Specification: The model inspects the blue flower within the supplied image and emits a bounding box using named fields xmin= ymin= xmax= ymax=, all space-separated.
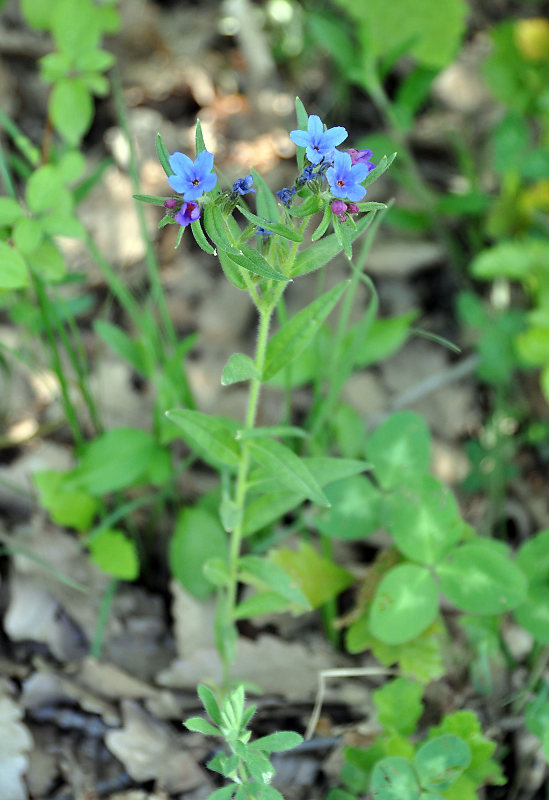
xmin=167 ymin=150 xmax=217 ymax=201
xmin=276 ymin=186 xmax=296 ymax=207
xmin=175 ymin=200 xmax=201 ymax=227
xmin=326 ymin=150 xmax=368 ymax=202
xmin=296 ymin=164 xmax=314 ymax=186
xmin=232 ymin=175 xmax=256 ymax=196
xmin=256 ymin=225 xmax=274 ymax=237
xmin=289 ymin=115 xmax=347 ymax=165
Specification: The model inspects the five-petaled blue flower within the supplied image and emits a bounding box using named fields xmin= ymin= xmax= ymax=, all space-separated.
xmin=289 ymin=115 xmax=347 ymax=166
xmin=277 ymin=186 xmax=296 ymax=207
xmin=168 ymin=150 xmax=217 ymax=201
xmin=175 ymin=200 xmax=201 ymax=227
xmin=232 ymin=175 xmax=256 ymax=196
xmin=326 ymin=150 xmax=368 ymax=202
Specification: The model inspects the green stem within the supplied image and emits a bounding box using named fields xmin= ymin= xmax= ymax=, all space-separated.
xmin=90 ymin=578 xmax=118 ymax=658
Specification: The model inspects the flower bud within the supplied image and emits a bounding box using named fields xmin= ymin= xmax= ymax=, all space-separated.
xmin=164 ymin=198 xmax=178 ymax=209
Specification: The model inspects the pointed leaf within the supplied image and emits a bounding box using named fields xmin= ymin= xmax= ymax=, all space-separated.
xmin=156 ymin=133 xmax=174 ymax=177
xmin=249 ymin=438 xmax=330 ymax=507
xmin=291 ymin=213 xmax=376 ymax=277
xmin=133 ymin=193 xmax=169 ymax=206
xmin=251 ymin=168 xmax=281 ymax=222
xmin=236 ymin=204 xmax=303 ymax=242
xmin=191 ymin=218 xmax=216 ymax=254
xmin=197 ymin=684 xmax=223 ymax=726
xmin=166 ymin=409 xmax=240 ymax=466
xmin=263 ymin=281 xmax=348 ymax=380
xmin=184 ymin=717 xmax=221 ymax=736
xmin=250 ymin=731 xmax=303 ymax=752
xmin=221 ymin=353 xmax=260 ymax=385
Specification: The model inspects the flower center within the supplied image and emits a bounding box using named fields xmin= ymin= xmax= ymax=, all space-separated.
xmin=192 ymin=178 xmax=200 ymax=186
xmin=337 ymin=179 xmax=345 ymax=187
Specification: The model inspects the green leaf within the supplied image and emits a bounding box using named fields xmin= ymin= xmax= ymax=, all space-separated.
xmin=184 ymin=716 xmax=220 ymax=736
xmin=437 ymin=540 xmax=527 ymax=614
xmin=366 ymin=411 xmax=431 ymax=490
xmin=251 ymin=168 xmax=280 ymax=223
xmin=263 ymin=281 xmax=348 ymax=381
xmin=0 ymin=197 xmax=24 ymax=226
xmin=221 ymin=353 xmax=260 ymax=385
xmin=94 ymin=320 xmax=146 ymax=375
xmin=197 ymin=684 xmax=222 ymax=725
xmin=294 ymin=96 xmax=308 ymax=171
xmin=369 ymin=564 xmax=439 ymax=644
xmin=249 ymin=438 xmax=330 ymax=507
xmin=191 ymin=218 xmax=216 ymax=254
xmin=195 ymin=118 xmax=207 ymax=155
xmin=242 ymin=491 xmax=305 ymax=536
xmin=385 ymin=476 xmax=463 ymax=564
xmin=353 ymin=310 xmax=418 ymax=367
xmin=513 ymin=586 xmax=549 ymax=644
xmin=315 ymin=476 xmax=382 ymax=540
xmin=525 ymin=685 xmax=549 ymax=762
xmin=238 ymin=554 xmax=311 ymax=610
xmin=20 ymin=0 xmax=52 ymax=29
xmin=217 ymin=247 xmax=248 ymax=290
xmin=369 ymin=757 xmax=421 ymax=800
xmin=229 ymin=242 xmax=289 ymax=282
xmin=428 ymin=711 xmax=505 ymax=788
xmin=170 ymin=507 xmax=228 ymax=600
xmin=50 ymin=79 xmax=94 ymax=145
xmin=311 ymin=204 xmax=332 ymax=242
xmin=0 ymin=242 xmax=29 ymax=289
xmin=362 ymin=153 xmax=398 ymax=188
xmin=270 ymin=541 xmax=353 ymax=609
xmin=75 ymin=48 xmax=115 ymax=73
xmin=34 ymin=470 xmax=98 ymax=531
xmin=414 ymin=735 xmax=471 ymax=793
xmin=471 ymin=238 xmax=549 ymax=282
xmin=237 ymin=425 xmax=307 ymax=441
xmin=346 ymin=0 xmax=467 ymax=68
xmin=41 ymin=213 xmax=85 ymax=239
xmin=373 ymin=677 xmax=423 ymax=737
xmin=250 ymin=731 xmax=303 ymax=752
xmin=237 ymin=204 xmax=303 ymax=242
xmin=89 ymin=528 xmax=139 ymax=580
xmin=13 ymin=217 xmax=43 ymax=255
xmin=516 ymin=528 xmax=549 ymax=584
xmin=27 ymin=240 xmax=67 ymax=281
xmin=156 ymin=133 xmax=174 ymax=177
xmin=166 ymin=409 xmax=240 ymax=467
xmin=51 ymin=0 xmax=101 ymax=58
xmin=133 ymin=193 xmax=169 ymax=207
xmin=70 ymin=428 xmax=157 ymax=495
xmin=26 ymin=165 xmax=64 ymax=213
xmin=206 ymin=786 xmax=235 ymax=800
xmin=234 ymin=591 xmax=295 ymax=619
xmin=291 ymin=213 xmax=376 ymax=277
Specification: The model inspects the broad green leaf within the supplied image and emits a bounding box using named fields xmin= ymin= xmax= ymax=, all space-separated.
xmin=242 ymin=491 xmax=304 ymax=536
xmin=236 ymin=204 xmax=303 ymax=242
xmin=40 ymin=213 xmax=86 ymax=239
xmin=203 ymin=557 xmax=231 ymax=587
xmin=369 ymin=564 xmax=439 ymax=644
xmin=270 ymin=541 xmax=353 ymax=608
xmin=13 ymin=216 xmax=43 ymax=255
xmin=263 ymin=282 xmax=348 ymax=381
xmin=50 ymin=79 xmax=93 ymax=145
xmin=205 ymin=787 xmax=235 ymax=800
xmin=342 ymin=0 xmax=467 ymax=68
xmin=516 ymin=529 xmax=549 ymax=585
xmin=89 ymin=528 xmax=139 ymax=580
xmin=229 ymin=241 xmax=289 ymax=282
xmin=437 ymin=540 xmax=527 ymax=614
xmin=197 ymin=683 xmax=222 ymax=725
xmin=302 ymin=457 xmax=372 ymax=486
xmin=27 ymin=240 xmax=67 ymax=281
xmin=74 ymin=48 xmax=115 ymax=73
xmin=250 ymin=731 xmax=303 ymax=752
xmin=249 ymin=438 xmax=330 ymax=507
xmin=385 ymin=476 xmax=463 ymax=564
xmin=315 ymin=476 xmax=382 ymax=540
xmin=170 ymin=507 xmax=228 ymax=600
xmin=369 ymin=757 xmax=421 ymax=800
xmin=20 ymin=0 xmax=52 ymax=28
xmin=217 ymin=247 xmax=248 ymax=290
xmin=428 ymin=711 xmax=506 ymax=788
xmin=156 ymin=133 xmax=174 ymax=177
xmin=472 ymin=239 xmax=549 ymax=283
xmin=234 ymin=592 xmax=295 ymax=619
xmin=70 ymin=428 xmax=156 ymax=495
xmin=0 ymin=242 xmax=29 ymax=289
xmin=366 ymin=411 xmax=431 ymax=490
xmin=514 ymin=586 xmax=549 ymax=643
xmin=238 ymin=553 xmax=311 ymax=609
xmin=94 ymin=320 xmax=146 ymax=375
xmin=251 ymin=168 xmax=281 ymax=223
xmin=414 ymin=735 xmax=471 ymax=793
xmin=221 ymin=353 xmax=260 ymax=385
xmin=515 ymin=325 xmax=549 ymax=366
xmin=184 ymin=717 xmax=220 ymax=736
xmin=0 ymin=197 xmax=24 ymax=226
xmin=34 ymin=470 xmax=98 ymax=531
xmin=166 ymin=409 xmax=240 ymax=467
xmin=291 ymin=213 xmax=376 ymax=277
xmin=26 ymin=165 xmax=65 ymax=214
xmin=373 ymin=677 xmax=423 ymax=737
xmin=353 ymin=310 xmax=418 ymax=367
xmin=51 ymin=0 xmax=101 ymax=58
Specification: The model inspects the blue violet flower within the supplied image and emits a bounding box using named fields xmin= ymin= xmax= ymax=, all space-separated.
xmin=326 ymin=150 xmax=368 ymax=202
xmin=232 ymin=175 xmax=256 ymax=196
xmin=347 ymin=148 xmax=375 ymax=172
xmin=289 ymin=115 xmax=347 ymax=166
xmin=296 ymin=164 xmax=314 ymax=186
xmin=168 ymin=150 xmax=217 ymax=201
xmin=175 ymin=201 xmax=201 ymax=227
xmin=276 ymin=187 xmax=296 ymax=207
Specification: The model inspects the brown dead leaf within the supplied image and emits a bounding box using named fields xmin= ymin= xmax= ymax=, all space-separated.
xmin=0 ymin=687 xmax=33 ymax=800
xmin=105 ymin=700 xmax=206 ymax=793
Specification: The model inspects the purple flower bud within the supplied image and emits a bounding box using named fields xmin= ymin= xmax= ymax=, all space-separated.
xmin=164 ymin=198 xmax=178 ymax=209
xmin=347 ymin=202 xmax=359 ymax=214
xmin=331 ymin=200 xmax=347 ymax=217
xmin=347 ymin=148 xmax=375 ymax=172
xmin=232 ymin=175 xmax=256 ymax=196
xmin=276 ymin=186 xmax=296 ymax=207
xmin=175 ymin=200 xmax=201 ymax=227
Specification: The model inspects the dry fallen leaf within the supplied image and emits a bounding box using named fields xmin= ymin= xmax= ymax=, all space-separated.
xmin=0 ymin=687 xmax=33 ymax=800
xmin=105 ymin=700 xmax=206 ymax=793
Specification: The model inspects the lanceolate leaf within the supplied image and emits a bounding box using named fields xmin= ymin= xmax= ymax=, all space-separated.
xmin=166 ymin=409 xmax=240 ymax=466
xmin=236 ymin=203 xmax=303 ymax=242
xmin=156 ymin=133 xmax=174 ymax=176
xmin=132 ymin=193 xmax=169 ymax=206
xmin=191 ymin=218 xmax=216 ymax=254
xmin=249 ymin=438 xmax=330 ymax=507
xmin=263 ymin=281 xmax=348 ymax=380
xmin=291 ymin=212 xmax=377 ymax=276
xmin=251 ymin=168 xmax=281 ymax=223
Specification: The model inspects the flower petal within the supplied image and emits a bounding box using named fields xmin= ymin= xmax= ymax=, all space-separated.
xmin=289 ymin=130 xmax=310 ymax=147
xmin=194 ymin=149 xmax=214 ymax=176
xmin=323 ymin=126 xmax=348 ymax=148
xmin=167 ymin=174 xmax=188 ymax=193
xmin=202 ymin=173 xmax=218 ymax=193
xmin=169 ymin=151 xmax=193 ymax=175
xmin=350 ymin=163 xmax=369 ymax=183
xmin=307 ymin=115 xmax=324 ymax=137
xmin=345 ymin=183 xmax=367 ymax=202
